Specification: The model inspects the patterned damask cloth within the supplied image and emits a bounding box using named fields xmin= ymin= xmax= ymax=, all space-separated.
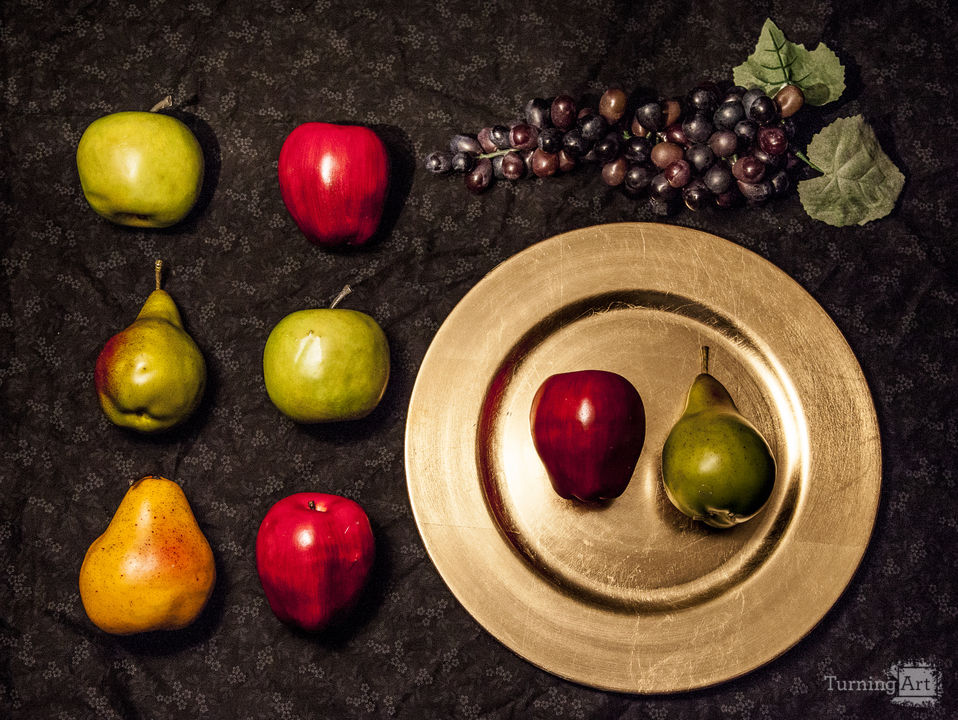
xmin=1 ymin=0 xmax=956 ymax=717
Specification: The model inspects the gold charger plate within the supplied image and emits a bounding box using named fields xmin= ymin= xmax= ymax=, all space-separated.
xmin=405 ymin=222 xmax=880 ymax=693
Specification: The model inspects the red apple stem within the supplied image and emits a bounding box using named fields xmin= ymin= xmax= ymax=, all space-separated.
xmin=308 ymin=500 xmax=316 ymax=510
xmin=149 ymin=95 xmax=173 ymax=112
xmin=701 ymin=345 xmax=710 ymax=374
xmin=329 ymin=285 xmax=352 ymax=309
xmin=154 ymin=259 xmax=163 ymax=291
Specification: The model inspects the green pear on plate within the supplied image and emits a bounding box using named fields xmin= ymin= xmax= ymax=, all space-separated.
xmin=76 ymin=96 xmax=204 ymax=228
xmin=94 ymin=260 xmax=206 ymax=433
xmin=661 ymin=347 xmax=776 ymax=528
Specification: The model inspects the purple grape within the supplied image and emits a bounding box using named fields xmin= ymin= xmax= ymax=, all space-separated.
xmin=425 ymin=151 xmax=453 ymax=174
xmin=593 ymin=132 xmax=621 ymax=163
xmin=713 ymin=100 xmax=745 ymax=130
xmin=732 ymin=155 xmax=766 ymax=183
xmin=491 ymin=154 xmax=506 ymax=179
xmin=525 ymin=98 xmax=552 ymax=129
xmin=510 ymin=123 xmax=538 ymax=150
xmin=737 ymin=179 xmax=772 ymax=203
xmin=650 ymin=172 xmax=679 ymax=200
xmin=758 ymin=126 xmax=788 ymax=155
xmin=538 ymin=127 xmax=563 ymax=154
xmin=664 ymin=159 xmax=692 ymax=188
xmin=477 ymin=127 xmax=496 ymax=153
xmin=703 ymin=163 xmax=733 ymax=194
xmin=734 ymin=119 xmax=758 ymax=147
xmin=531 ymin=148 xmax=559 ymax=177
xmin=501 ymin=151 xmax=525 ymax=180
xmin=624 ymin=164 xmax=655 ymax=193
xmin=449 ymin=134 xmax=482 ymax=154
xmin=682 ymin=113 xmax=712 ymax=144
xmin=768 ymin=169 xmax=790 ymax=196
xmin=752 ymin=147 xmax=783 ymax=170
xmin=624 ymin=135 xmax=652 ymax=164
xmin=665 ymin=122 xmax=688 ymax=146
xmin=490 ymin=125 xmax=512 ymax=149
xmin=634 ymin=102 xmax=666 ymax=132
xmin=465 ymin=158 xmax=493 ymax=192
xmin=748 ymin=96 xmax=780 ymax=125
xmin=450 ymin=152 xmax=474 ymax=173
xmin=651 ymin=141 xmax=684 ymax=169
xmin=741 ymin=88 xmax=765 ymax=115
xmin=688 ymin=85 xmax=719 ymax=114
xmin=686 ymin=143 xmax=714 ymax=174
xmin=562 ymin=129 xmax=591 ymax=157
xmin=579 ymin=113 xmax=609 ymax=142
xmin=708 ymin=130 xmax=738 ymax=158
xmin=723 ymin=86 xmax=747 ymax=103
xmin=601 ymin=157 xmax=628 ymax=186
xmin=682 ymin=178 xmax=712 ymax=211
xmin=551 ymin=95 xmax=576 ymax=130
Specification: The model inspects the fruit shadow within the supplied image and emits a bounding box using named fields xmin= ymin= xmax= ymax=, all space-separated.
xmin=281 ymin=515 xmax=393 ymax=648
xmin=108 ymin=551 xmax=229 ymax=657
xmin=159 ymin=104 xmax=222 ymax=234
xmin=308 ymin=121 xmax=414 ymax=254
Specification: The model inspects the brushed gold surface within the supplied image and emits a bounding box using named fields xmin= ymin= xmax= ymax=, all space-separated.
xmin=405 ymin=223 xmax=881 ymax=693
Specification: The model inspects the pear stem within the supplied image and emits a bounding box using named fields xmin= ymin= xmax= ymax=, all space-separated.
xmin=154 ymin=259 xmax=163 ymax=291
xmin=149 ymin=95 xmax=173 ymax=112
xmin=330 ymin=285 xmax=352 ymax=309
xmin=701 ymin=345 xmax=710 ymax=374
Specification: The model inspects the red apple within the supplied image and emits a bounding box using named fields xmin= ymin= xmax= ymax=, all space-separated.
xmin=530 ymin=370 xmax=645 ymax=502
xmin=278 ymin=122 xmax=389 ymax=247
xmin=256 ymin=492 xmax=375 ymax=632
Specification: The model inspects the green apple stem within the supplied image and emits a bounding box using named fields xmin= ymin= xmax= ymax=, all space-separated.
xmin=330 ymin=285 xmax=352 ymax=309
xmin=149 ymin=95 xmax=173 ymax=112
xmin=701 ymin=345 xmax=710 ymax=374
xmin=154 ymin=259 xmax=163 ymax=291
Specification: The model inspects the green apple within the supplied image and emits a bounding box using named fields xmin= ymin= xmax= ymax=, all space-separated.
xmin=76 ymin=100 xmax=204 ymax=228
xmin=263 ymin=291 xmax=389 ymax=423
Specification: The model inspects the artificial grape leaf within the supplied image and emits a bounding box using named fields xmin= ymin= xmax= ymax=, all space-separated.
xmin=733 ymin=18 xmax=845 ymax=106
xmin=797 ymin=115 xmax=905 ymax=226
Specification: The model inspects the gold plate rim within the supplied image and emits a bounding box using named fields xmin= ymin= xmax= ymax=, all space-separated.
xmin=405 ymin=222 xmax=881 ymax=693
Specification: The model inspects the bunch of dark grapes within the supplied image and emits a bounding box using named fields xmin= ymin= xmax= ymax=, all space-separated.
xmin=424 ymin=82 xmax=806 ymax=216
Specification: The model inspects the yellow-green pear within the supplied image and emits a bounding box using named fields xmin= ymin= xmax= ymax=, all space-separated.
xmin=94 ymin=260 xmax=206 ymax=433
xmin=79 ymin=476 xmax=216 ymax=635
xmin=661 ymin=347 xmax=776 ymax=528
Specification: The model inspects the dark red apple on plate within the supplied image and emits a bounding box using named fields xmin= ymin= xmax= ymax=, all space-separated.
xmin=530 ymin=370 xmax=645 ymax=502
xmin=278 ymin=122 xmax=389 ymax=247
xmin=256 ymin=492 xmax=375 ymax=632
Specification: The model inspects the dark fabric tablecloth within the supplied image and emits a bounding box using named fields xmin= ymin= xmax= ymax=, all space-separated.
xmin=2 ymin=0 xmax=956 ymax=717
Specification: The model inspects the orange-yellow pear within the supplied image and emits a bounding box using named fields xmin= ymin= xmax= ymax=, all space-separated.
xmin=79 ymin=476 xmax=216 ymax=635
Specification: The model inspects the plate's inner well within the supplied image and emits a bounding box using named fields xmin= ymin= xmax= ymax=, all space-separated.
xmin=476 ymin=291 xmax=806 ymax=612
